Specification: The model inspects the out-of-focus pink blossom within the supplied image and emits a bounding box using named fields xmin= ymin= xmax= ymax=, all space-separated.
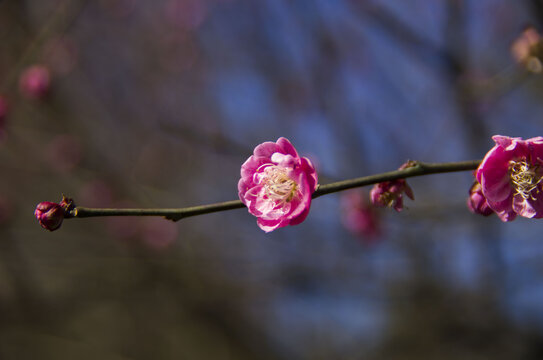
xmin=467 ymin=180 xmax=494 ymax=216
xmin=341 ymin=191 xmax=381 ymax=242
xmin=370 ymin=162 xmax=415 ymax=212
xmin=78 ymin=180 xmax=114 ymax=208
xmin=141 ymin=217 xmax=179 ymax=250
xmin=106 ymin=201 xmax=140 ymax=241
xmin=476 ymin=135 xmax=543 ymax=221
xmin=19 ymin=65 xmax=51 ymax=100
xmin=46 ymin=135 xmax=82 ymax=173
xmin=511 ymin=26 xmax=543 ymax=73
xmin=0 ymin=95 xmax=8 ymax=139
xmin=238 ymin=137 xmax=318 ymax=232
xmin=0 ymin=95 xmax=7 ymax=122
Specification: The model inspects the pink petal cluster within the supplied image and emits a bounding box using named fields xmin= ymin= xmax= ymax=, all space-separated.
xmin=19 ymin=65 xmax=51 ymax=100
xmin=476 ymin=135 xmax=543 ymax=221
xmin=34 ymin=196 xmax=75 ymax=231
xmin=467 ymin=180 xmax=494 ymax=216
xmin=238 ymin=137 xmax=318 ymax=232
xmin=341 ymin=191 xmax=381 ymax=241
xmin=370 ymin=162 xmax=415 ymax=212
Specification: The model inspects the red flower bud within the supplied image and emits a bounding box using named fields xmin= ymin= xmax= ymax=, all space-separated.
xmin=34 ymin=202 xmax=65 ymax=231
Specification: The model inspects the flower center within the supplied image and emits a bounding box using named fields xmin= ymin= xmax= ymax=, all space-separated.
xmin=378 ymin=192 xmax=399 ymax=207
xmin=509 ymin=160 xmax=543 ymax=200
xmin=258 ymin=165 xmax=298 ymax=203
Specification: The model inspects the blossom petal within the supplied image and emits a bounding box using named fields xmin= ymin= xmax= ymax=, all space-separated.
xmin=480 ymin=173 xmax=511 ymax=203
xmin=492 ymin=135 xmax=522 ymax=150
xmin=289 ymin=206 xmax=310 ymax=225
xmin=253 ymin=141 xmax=281 ymax=158
xmin=495 ymin=208 xmax=517 ymax=222
xmin=257 ymin=218 xmax=283 ymax=232
xmin=244 ymin=185 xmax=265 ymax=215
xmin=238 ymin=178 xmax=250 ymax=199
xmin=241 ymin=155 xmax=274 ymax=182
xmin=300 ymin=157 xmax=318 ymax=192
xmin=271 ymin=153 xmax=296 ymax=167
xmin=512 ymin=196 xmax=538 ymax=218
xmin=276 ymin=137 xmax=298 ymax=157
xmin=477 ymin=146 xmax=510 ymax=183
xmin=513 ymin=194 xmax=543 ymax=218
xmin=528 ymin=137 xmax=543 ymax=161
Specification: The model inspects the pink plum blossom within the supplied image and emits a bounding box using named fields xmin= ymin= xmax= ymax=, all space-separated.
xmin=476 ymin=135 xmax=543 ymax=221
xmin=238 ymin=137 xmax=318 ymax=232
xmin=467 ymin=180 xmax=494 ymax=216
xmin=370 ymin=162 xmax=415 ymax=212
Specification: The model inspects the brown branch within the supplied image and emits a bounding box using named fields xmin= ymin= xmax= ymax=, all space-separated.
xmin=66 ymin=160 xmax=481 ymax=222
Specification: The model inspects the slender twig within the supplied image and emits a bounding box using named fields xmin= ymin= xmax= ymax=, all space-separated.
xmin=66 ymin=159 xmax=481 ymax=222
xmin=72 ymin=200 xmax=245 ymax=222
xmin=313 ymin=159 xmax=480 ymax=197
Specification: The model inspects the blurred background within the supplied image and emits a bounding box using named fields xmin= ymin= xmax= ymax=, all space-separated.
xmin=2 ymin=0 xmax=543 ymax=358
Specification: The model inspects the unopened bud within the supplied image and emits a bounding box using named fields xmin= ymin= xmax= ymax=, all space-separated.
xmin=34 ymin=202 xmax=65 ymax=231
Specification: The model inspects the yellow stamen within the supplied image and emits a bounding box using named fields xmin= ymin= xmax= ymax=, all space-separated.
xmin=258 ymin=165 xmax=298 ymax=203
xmin=378 ymin=192 xmax=398 ymax=208
xmin=509 ymin=160 xmax=543 ymax=200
